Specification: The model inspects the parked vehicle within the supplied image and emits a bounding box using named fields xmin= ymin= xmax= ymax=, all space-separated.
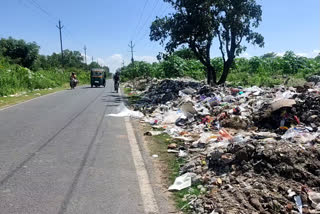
xmin=90 ymin=68 xmax=106 ymax=88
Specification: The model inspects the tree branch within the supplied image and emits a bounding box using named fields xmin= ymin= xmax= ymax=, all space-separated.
xmin=217 ymin=31 xmax=226 ymax=63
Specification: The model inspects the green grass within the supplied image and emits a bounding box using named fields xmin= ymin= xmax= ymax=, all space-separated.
xmin=0 ymin=59 xmax=90 ymax=96
xmin=0 ymin=84 xmax=69 ymax=109
xmin=123 ymin=87 xmax=142 ymax=105
xmin=147 ymin=133 xmax=202 ymax=213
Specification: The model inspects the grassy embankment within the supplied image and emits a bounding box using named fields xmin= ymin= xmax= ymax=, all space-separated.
xmin=0 ymin=59 xmax=90 ymax=108
xmin=124 ymin=87 xmax=202 ymax=213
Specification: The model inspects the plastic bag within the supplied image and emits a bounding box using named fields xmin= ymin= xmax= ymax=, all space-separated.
xmin=168 ymin=173 xmax=193 ymax=191
xmin=107 ymin=103 xmax=144 ymax=118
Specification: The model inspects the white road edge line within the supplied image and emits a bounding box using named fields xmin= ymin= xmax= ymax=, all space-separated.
xmin=120 ymin=89 xmax=159 ymax=214
xmin=0 ymin=90 xmax=64 ymax=112
xmin=124 ymin=117 xmax=159 ymax=214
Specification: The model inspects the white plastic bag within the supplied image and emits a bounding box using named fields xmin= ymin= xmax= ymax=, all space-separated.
xmin=168 ymin=173 xmax=193 ymax=191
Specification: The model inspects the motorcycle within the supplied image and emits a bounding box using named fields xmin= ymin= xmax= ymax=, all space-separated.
xmin=114 ymin=81 xmax=119 ymax=92
xmin=70 ymin=78 xmax=78 ymax=89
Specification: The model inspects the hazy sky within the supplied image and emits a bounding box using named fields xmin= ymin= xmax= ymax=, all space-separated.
xmin=1 ymin=0 xmax=319 ymax=72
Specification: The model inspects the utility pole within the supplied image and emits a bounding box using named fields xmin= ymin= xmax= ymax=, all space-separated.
xmin=92 ymin=56 xmax=94 ymax=63
xmin=56 ymin=20 xmax=64 ymax=64
xmin=128 ymin=41 xmax=135 ymax=64
xmin=84 ymin=45 xmax=87 ymax=64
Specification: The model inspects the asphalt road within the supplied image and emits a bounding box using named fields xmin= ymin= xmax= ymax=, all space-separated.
xmin=0 ymin=80 xmax=147 ymax=214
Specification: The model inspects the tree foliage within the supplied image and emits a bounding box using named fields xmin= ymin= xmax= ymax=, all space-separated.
xmin=0 ymin=37 xmax=40 ymax=68
xmin=0 ymin=36 xmax=113 ymax=95
xmin=150 ymin=0 xmax=264 ymax=85
xmin=119 ymin=50 xmax=320 ymax=88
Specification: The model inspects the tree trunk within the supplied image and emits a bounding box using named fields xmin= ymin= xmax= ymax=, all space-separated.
xmin=218 ymin=59 xmax=233 ymax=84
xmin=206 ymin=64 xmax=216 ymax=86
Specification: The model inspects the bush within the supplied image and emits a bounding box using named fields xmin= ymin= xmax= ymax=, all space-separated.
xmin=119 ymin=50 xmax=320 ymax=88
xmin=0 ymin=58 xmax=90 ymax=96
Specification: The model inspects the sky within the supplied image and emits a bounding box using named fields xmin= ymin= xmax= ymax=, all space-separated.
xmin=0 ymin=0 xmax=319 ymax=73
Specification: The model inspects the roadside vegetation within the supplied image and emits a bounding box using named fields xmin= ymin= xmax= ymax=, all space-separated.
xmin=0 ymin=37 xmax=111 ymax=96
xmin=120 ymin=0 xmax=320 ymax=87
xmin=120 ymin=49 xmax=320 ymax=87
xmin=0 ymin=86 xmax=67 ymax=109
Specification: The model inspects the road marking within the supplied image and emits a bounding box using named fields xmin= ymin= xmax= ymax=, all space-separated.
xmin=0 ymin=90 xmax=63 ymax=111
xmin=124 ymin=117 xmax=159 ymax=214
xmin=119 ymin=88 xmax=159 ymax=214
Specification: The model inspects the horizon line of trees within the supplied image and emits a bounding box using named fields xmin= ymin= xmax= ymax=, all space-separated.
xmin=119 ymin=48 xmax=320 ymax=87
xmin=0 ymin=37 xmax=110 ymax=74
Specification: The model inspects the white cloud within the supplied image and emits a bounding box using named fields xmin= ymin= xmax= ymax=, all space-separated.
xmin=313 ymin=50 xmax=320 ymax=56
xmin=91 ymin=54 xmax=158 ymax=73
xmin=239 ymin=52 xmax=251 ymax=58
xmin=276 ymin=52 xmax=285 ymax=57
xmin=99 ymin=54 xmax=124 ymax=73
xmin=296 ymin=51 xmax=319 ymax=58
xmin=81 ymin=53 xmax=91 ymax=64
xmin=277 ymin=50 xmax=319 ymax=58
xmin=296 ymin=53 xmax=308 ymax=57
xmin=135 ymin=56 xmax=158 ymax=63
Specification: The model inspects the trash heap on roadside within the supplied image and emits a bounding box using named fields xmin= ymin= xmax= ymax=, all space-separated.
xmin=125 ymin=78 xmax=320 ymax=214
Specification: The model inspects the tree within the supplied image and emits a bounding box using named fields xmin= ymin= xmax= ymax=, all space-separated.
xmin=88 ymin=61 xmax=101 ymax=70
xmin=0 ymin=37 xmax=39 ymax=68
xmin=62 ymin=50 xmax=84 ymax=68
xmin=159 ymin=48 xmax=197 ymax=60
xmin=261 ymin=52 xmax=277 ymax=59
xmin=150 ymin=0 xmax=264 ymax=85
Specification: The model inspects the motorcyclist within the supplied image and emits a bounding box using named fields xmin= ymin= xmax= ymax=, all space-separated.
xmin=113 ymin=71 xmax=120 ymax=91
xmin=70 ymin=72 xmax=78 ymax=89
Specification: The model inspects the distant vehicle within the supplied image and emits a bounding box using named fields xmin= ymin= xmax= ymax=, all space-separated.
xmin=90 ymin=68 xmax=106 ymax=88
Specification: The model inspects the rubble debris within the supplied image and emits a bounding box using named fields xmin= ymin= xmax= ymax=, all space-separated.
xmin=307 ymin=75 xmax=320 ymax=84
xmin=126 ymin=78 xmax=320 ymax=214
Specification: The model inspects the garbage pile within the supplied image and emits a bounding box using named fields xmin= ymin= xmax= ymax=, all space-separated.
xmin=125 ymin=78 xmax=320 ymax=214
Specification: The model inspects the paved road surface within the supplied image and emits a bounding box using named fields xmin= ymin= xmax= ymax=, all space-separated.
xmin=0 ymin=81 xmax=151 ymax=214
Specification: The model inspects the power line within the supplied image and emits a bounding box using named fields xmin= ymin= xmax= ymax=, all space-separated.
xmin=21 ymin=0 xmax=86 ymax=54
xmin=135 ymin=1 xmax=170 ymax=46
xmin=19 ymin=0 xmax=55 ymax=25
xmin=131 ymin=0 xmax=150 ymax=40
xmin=28 ymin=0 xmax=58 ymax=21
xmin=132 ymin=0 xmax=161 ymax=43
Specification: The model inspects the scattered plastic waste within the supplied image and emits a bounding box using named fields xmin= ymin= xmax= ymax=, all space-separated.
xmin=168 ymin=173 xmax=193 ymax=191
xmin=123 ymin=78 xmax=320 ymax=213
xmin=178 ymin=150 xmax=188 ymax=157
xmin=308 ymin=191 xmax=320 ymax=210
xmin=144 ymin=131 xmax=163 ymax=136
xmin=107 ymin=103 xmax=144 ymax=118
xmin=294 ymin=195 xmax=303 ymax=214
